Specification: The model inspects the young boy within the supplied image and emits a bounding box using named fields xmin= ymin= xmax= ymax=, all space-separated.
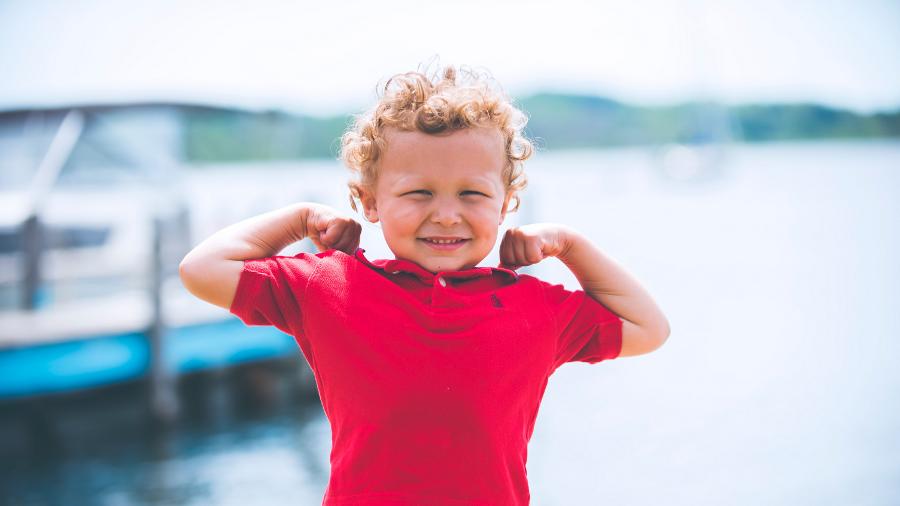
xmin=179 ymin=66 xmax=670 ymax=505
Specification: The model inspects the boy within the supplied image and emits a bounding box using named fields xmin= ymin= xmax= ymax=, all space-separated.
xmin=179 ymin=66 xmax=670 ymax=505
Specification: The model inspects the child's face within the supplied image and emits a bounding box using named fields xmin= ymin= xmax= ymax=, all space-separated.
xmin=359 ymin=127 xmax=513 ymax=273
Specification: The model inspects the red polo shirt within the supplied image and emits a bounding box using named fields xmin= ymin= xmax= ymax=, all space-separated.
xmin=230 ymin=248 xmax=622 ymax=505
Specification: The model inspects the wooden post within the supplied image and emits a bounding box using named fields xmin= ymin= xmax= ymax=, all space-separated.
xmin=148 ymin=214 xmax=178 ymax=424
xmin=21 ymin=214 xmax=41 ymax=310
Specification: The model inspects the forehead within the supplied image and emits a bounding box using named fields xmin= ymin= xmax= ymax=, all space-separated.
xmin=378 ymin=128 xmax=506 ymax=185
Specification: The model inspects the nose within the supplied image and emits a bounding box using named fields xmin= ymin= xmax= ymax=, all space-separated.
xmin=429 ymin=196 xmax=462 ymax=227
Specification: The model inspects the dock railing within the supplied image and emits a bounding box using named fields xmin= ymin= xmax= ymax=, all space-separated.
xmin=21 ymin=110 xmax=85 ymax=310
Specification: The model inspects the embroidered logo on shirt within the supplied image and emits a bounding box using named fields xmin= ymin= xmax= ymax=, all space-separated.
xmin=491 ymin=294 xmax=503 ymax=308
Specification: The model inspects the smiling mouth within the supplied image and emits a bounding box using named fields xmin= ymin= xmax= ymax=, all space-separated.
xmin=418 ymin=238 xmax=470 ymax=250
xmin=420 ymin=238 xmax=469 ymax=244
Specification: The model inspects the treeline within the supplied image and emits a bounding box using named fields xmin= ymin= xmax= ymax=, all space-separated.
xmin=183 ymin=94 xmax=900 ymax=162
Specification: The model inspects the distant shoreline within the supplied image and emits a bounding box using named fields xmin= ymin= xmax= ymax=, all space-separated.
xmin=2 ymin=96 xmax=897 ymax=163
xmin=181 ymin=94 xmax=900 ymax=162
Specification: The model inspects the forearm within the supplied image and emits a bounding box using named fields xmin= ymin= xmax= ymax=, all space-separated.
xmin=558 ymin=228 xmax=670 ymax=336
xmin=182 ymin=202 xmax=316 ymax=264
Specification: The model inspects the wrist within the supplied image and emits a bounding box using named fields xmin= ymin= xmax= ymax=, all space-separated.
xmin=555 ymin=225 xmax=582 ymax=261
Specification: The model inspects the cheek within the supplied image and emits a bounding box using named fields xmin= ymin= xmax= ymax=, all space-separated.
xmin=471 ymin=203 xmax=504 ymax=226
xmin=392 ymin=207 xmax=423 ymax=227
xmin=381 ymin=202 xmax=423 ymax=232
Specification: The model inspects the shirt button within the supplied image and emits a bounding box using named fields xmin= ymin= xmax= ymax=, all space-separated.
xmin=390 ymin=270 xmax=400 ymax=274
xmin=437 ymin=277 xmax=447 ymax=287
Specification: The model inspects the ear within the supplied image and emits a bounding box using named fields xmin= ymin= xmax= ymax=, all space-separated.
xmin=358 ymin=187 xmax=380 ymax=223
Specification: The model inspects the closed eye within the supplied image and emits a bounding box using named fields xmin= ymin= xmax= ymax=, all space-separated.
xmin=403 ymin=190 xmax=489 ymax=197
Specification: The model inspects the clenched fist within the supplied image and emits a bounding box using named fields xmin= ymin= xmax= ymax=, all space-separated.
xmin=304 ymin=204 xmax=362 ymax=254
xmin=498 ymin=223 xmax=574 ymax=270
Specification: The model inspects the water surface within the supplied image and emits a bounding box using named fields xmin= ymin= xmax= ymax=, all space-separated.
xmin=3 ymin=141 xmax=898 ymax=505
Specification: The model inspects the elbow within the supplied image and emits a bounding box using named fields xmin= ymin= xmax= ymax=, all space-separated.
xmin=178 ymin=259 xmax=194 ymax=294
xmin=639 ymin=318 xmax=670 ymax=355
xmin=651 ymin=319 xmax=671 ymax=351
xmin=619 ymin=318 xmax=670 ymax=357
xmin=178 ymin=255 xmax=201 ymax=294
xmin=178 ymin=255 xmax=192 ymax=282
xmin=178 ymin=249 xmax=207 ymax=281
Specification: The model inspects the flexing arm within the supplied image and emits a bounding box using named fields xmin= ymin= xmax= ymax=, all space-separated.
xmin=178 ymin=202 xmax=361 ymax=310
xmin=499 ymin=224 xmax=670 ymax=357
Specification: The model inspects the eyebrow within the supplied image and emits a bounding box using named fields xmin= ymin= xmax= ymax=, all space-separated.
xmin=392 ymin=175 xmax=496 ymax=187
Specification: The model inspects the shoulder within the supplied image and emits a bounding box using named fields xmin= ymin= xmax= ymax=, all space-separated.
xmin=514 ymin=272 xmax=619 ymax=322
xmin=511 ymin=272 xmax=568 ymax=300
xmin=497 ymin=272 xmax=559 ymax=310
xmin=277 ymin=247 xmax=386 ymax=282
xmin=240 ymin=248 xmax=354 ymax=284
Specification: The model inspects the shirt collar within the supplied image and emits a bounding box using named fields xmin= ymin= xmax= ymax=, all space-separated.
xmin=353 ymin=248 xmax=519 ymax=284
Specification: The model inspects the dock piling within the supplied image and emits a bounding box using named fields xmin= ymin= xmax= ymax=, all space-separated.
xmin=148 ymin=214 xmax=178 ymax=424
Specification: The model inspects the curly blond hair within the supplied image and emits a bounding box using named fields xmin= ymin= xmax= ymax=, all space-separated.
xmin=340 ymin=65 xmax=533 ymax=214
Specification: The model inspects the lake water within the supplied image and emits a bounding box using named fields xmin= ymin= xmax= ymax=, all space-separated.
xmin=2 ymin=140 xmax=899 ymax=505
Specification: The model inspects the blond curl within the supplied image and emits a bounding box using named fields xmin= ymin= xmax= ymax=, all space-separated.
xmin=341 ymin=65 xmax=533 ymax=214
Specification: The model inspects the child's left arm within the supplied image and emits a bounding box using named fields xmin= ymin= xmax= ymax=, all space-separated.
xmin=499 ymin=223 xmax=670 ymax=357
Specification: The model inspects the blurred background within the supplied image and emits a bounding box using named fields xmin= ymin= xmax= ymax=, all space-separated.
xmin=1 ymin=0 xmax=898 ymax=504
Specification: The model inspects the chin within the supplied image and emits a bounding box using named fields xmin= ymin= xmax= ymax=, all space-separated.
xmin=426 ymin=259 xmax=463 ymax=273
xmin=427 ymin=261 xmax=456 ymax=272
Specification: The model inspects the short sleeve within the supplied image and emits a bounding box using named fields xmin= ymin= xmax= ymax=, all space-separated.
xmin=229 ymin=252 xmax=321 ymax=338
xmin=540 ymin=280 xmax=623 ymax=371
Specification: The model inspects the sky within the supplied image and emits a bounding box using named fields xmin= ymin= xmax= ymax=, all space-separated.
xmin=1 ymin=0 xmax=899 ymax=115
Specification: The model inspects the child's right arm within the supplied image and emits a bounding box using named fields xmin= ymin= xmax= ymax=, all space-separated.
xmin=178 ymin=202 xmax=361 ymax=310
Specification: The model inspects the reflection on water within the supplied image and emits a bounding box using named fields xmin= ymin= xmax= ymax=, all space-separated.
xmin=2 ymin=141 xmax=899 ymax=505
xmin=1 ymin=361 xmax=331 ymax=505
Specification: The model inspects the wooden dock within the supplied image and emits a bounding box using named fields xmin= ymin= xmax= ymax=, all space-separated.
xmin=0 ymin=107 xmax=323 ymax=422
xmin=0 ymin=276 xmax=302 ymax=402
